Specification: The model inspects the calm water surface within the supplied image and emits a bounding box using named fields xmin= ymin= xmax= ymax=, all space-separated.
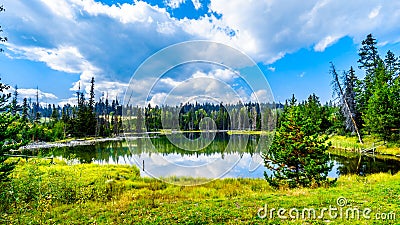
xmin=39 ymin=133 xmax=400 ymax=179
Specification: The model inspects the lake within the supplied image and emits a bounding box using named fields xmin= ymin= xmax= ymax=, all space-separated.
xmin=39 ymin=132 xmax=400 ymax=179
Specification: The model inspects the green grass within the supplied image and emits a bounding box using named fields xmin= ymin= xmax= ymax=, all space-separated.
xmin=328 ymin=135 xmax=400 ymax=156
xmin=1 ymin=160 xmax=399 ymax=224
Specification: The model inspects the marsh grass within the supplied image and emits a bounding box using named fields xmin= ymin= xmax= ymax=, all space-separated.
xmin=329 ymin=135 xmax=400 ymax=155
xmin=0 ymin=160 xmax=399 ymax=224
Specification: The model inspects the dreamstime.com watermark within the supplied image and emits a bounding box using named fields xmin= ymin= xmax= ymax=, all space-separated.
xmin=257 ymin=197 xmax=396 ymax=221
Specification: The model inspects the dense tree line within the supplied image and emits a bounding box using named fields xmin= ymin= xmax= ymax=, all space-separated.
xmin=123 ymin=102 xmax=283 ymax=133
xmin=7 ymin=77 xmax=123 ymax=141
xmin=331 ymin=34 xmax=400 ymax=141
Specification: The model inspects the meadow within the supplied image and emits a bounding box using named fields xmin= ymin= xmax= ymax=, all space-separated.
xmin=1 ymin=159 xmax=398 ymax=224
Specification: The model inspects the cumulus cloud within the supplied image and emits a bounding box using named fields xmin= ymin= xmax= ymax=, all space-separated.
xmin=8 ymin=86 xmax=58 ymax=100
xmin=205 ymin=0 xmax=400 ymax=62
xmin=141 ymin=68 xmax=263 ymax=107
xmin=2 ymin=0 xmax=400 ymax=105
xmin=5 ymin=0 xmax=400 ymax=67
xmin=7 ymin=44 xmax=99 ymax=74
xmin=70 ymin=73 xmax=129 ymax=104
xmin=191 ymin=68 xmax=238 ymax=83
xmin=159 ymin=77 xmax=184 ymax=88
xmin=2 ymin=0 xmax=194 ymax=105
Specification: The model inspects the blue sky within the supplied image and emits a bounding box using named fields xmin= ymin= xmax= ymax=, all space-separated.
xmin=0 ymin=0 xmax=400 ymax=106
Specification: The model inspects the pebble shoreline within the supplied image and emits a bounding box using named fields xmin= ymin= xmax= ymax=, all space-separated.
xmin=18 ymin=137 xmax=127 ymax=150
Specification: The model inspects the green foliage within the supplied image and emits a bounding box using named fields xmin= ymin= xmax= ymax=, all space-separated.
xmin=264 ymin=95 xmax=333 ymax=188
xmin=356 ymin=34 xmax=380 ymax=116
xmin=0 ymin=162 xmax=399 ymax=224
xmin=355 ymin=36 xmax=400 ymax=141
xmin=0 ymin=79 xmax=29 ymax=182
xmin=332 ymin=34 xmax=400 ymax=142
xmin=140 ymin=102 xmax=275 ymax=132
xmin=52 ymin=121 xmax=66 ymax=140
xmin=363 ymin=61 xmax=400 ymax=140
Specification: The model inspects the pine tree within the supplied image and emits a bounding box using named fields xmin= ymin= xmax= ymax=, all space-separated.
xmin=264 ymin=95 xmax=333 ymax=188
xmin=75 ymin=92 xmax=86 ymax=137
xmin=22 ymin=98 xmax=28 ymax=121
xmin=34 ymin=87 xmax=40 ymax=123
xmin=51 ymin=104 xmax=58 ymax=122
xmin=10 ymin=85 xmax=19 ymax=116
xmin=0 ymin=79 xmax=28 ymax=182
xmin=356 ymin=34 xmax=380 ymax=123
xmin=384 ymin=50 xmax=399 ymax=80
xmin=358 ymin=34 xmax=379 ymax=73
xmin=87 ymin=77 xmax=96 ymax=135
xmin=89 ymin=77 xmax=95 ymax=111
xmin=363 ymin=61 xmax=397 ymax=141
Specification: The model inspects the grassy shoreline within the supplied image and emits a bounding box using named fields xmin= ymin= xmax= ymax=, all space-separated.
xmin=328 ymin=135 xmax=400 ymax=156
xmin=1 ymin=160 xmax=399 ymax=224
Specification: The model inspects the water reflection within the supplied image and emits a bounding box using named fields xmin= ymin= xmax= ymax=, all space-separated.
xmin=328 ymin=153 xmax=400 ymax=177
xmin=41 ymin=133 xmax=400 ymax=178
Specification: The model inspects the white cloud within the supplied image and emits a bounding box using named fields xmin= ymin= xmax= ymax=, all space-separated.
xmin=8 ymin=87 xmax=58 ymax=100
xmin=159 ymin=77 xmax=183 ymax=87
xmin=5 ymin=0 xmax=400 ymax=68
xmin=157 ymin=21 xmax=176 ymax=34
xmin=164 ymin=0 xmax=186 ymax=9
xmin=203 ymin=0 xmax=400 ymax=63
xmin=40 ymin=0 xmax=75 ymax=20
xmin=142 ymin=68 xmax=250 ymax=106
xmin=191 ymin=0 xmax=201 ymax=10
xmin=70 ymin=73 xmax=129 ymax=104
xmin=70 ymin=0 xmax=170 ymax=24
xmin=250 ymin=89 xmax=271 ymax=103
xmin=94 ymin=80 xmax=129 ymax=101
xmin=314 ymin=35 xmax=340 ymax=52
xmin=2 ymin=0 xmax=193 ymax=105
xmin=7 ymin=44 xmax=99 ymax=74
xmin=192 ymin=69 xmax=238 ymax=83
xmin=369 ymin=5 xmax=381 ymax=19
xmin=267 ymin=67 xmax=276 ymax=72
xmin=2 ymin=0 xmax=400 ymax=106
xmin=148 ymin=92 xmax=186 ymax=106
